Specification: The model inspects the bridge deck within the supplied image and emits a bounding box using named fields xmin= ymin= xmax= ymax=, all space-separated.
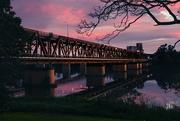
xmin=19 ymin=56 xmax=148 ymax=64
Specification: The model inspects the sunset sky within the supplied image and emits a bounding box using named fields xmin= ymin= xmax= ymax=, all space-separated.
xmin=11 ymin=0 xmax=180 ymax=54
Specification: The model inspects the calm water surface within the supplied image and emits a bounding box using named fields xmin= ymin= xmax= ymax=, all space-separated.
xmin=14 ymin=65 xmax=180 ymax=109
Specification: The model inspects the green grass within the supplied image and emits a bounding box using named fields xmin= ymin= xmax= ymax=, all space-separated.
xmin=1 ymin=113 xmax=134 ymax=121
xmin=3 ymin=87 xmax=180 ymax=121
xmin=6 ymin=96 xmax=180 ymax=121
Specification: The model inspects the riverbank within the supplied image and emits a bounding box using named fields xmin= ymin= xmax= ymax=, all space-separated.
xmin=2 ymin=113 xmax=125 ymax=121
xmin=2 ymin=93 xmax=180 ymax=121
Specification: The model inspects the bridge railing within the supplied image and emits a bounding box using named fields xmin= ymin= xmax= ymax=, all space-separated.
xmin=38 ymin=31 xmax=49 ymax=37
xmin=20 ymin=53 xmax=147 ymax=59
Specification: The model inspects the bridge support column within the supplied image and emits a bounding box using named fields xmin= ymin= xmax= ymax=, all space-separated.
xmin=139 ymin=63 xmax=142 ymax=69
xmin=80 ymin=63 xmax=86 ymax=75
xmin=86 ymin=63 xmax=105 ymax=88
xmin=112 ymin=64 xmax=127 ymax=72
xmin=62 ymin=64 xmax=71 ymax=79
xmin=86 ymin=63 xmax=105 ymax=76
xmin=113 ymin=71 xmax=127 ymax=81
xmin=142 ymin=62 xmax=149 ymax=68
xmin=142 ymin=68 xmax=149 ymax=73
xmin=128 ymin=70 xmax=140 ymax=76
xmin=141 ymin=62 xmax=149 ymax=74
xmin=86 ymin=76 xmax=105 ymax=88
xmin=127 ymin=63 xmax=140 ymax=76
xmin=128 ymin=63 xmax=139 ymax=70
xmin=24 ymin=64 xmax=55 ymax=86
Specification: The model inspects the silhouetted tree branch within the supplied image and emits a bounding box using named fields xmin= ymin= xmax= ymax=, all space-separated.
xmin=77 ymin=0 xmax=180 ymax=43
xmin=173 ymin=39 xmax=180 ymax=49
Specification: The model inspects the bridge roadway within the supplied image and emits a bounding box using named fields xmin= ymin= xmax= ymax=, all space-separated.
xmin=19 ymin=56 xmax=148 ymax=64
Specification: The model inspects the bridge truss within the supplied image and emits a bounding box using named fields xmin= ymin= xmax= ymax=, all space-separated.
xmin=22 ymin=28 xmax=145 ymax=59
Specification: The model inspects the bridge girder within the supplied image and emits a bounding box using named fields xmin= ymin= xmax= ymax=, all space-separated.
xmin=22 ymin=28 xmax=146 ymax=59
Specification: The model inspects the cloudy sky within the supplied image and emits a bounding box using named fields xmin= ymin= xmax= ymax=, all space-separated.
xmin=11 ymin=0 xmax=180 ymax=53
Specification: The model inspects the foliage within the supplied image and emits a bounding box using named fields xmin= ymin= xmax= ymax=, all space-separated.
xmin=6 ymin=97 xmax=180 ymax=121
xmin=96 ymin=88 xmax=141 ymax=104
xmin=0 ymin=0 xmax=28 ymax=113
xmin=77 ymin=0 xmax=180 ymax=42
xmin=150 ymin=65 xmax=180 ymax=95
xmin=152 ymin=43 xmax=180 ymax=65
xmin=172 ymin=73 xmax=180 ymax=90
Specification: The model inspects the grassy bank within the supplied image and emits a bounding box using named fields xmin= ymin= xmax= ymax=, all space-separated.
xmin=2 ymin=113 xmax=130 ymax=121
xmin=3 ymin=95 xmax=180 ymax=121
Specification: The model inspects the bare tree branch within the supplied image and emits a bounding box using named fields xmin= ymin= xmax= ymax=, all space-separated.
xmin=97 ymin=13 xmax=145 ymax=44
xmin=173 ymin=39 xmax=180 ymax=49
xmin=77 ymin=0 xmax=180 ymax=42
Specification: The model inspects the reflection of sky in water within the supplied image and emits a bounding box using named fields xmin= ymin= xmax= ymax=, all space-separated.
xmin=14 ymin=91 xmax=25 ymax=97
xmin=55 ymin=77 xmax=87 ymax=97
xmin=105 ymin=75 xmax=114 ymax=84
xmin=54 ymin=73 xmax=63 ymax=80
xmin=54 ymin=73 xmax=80 ymax=81
xmin=135 ymin=80 xmax=180 ymax=109
xmin=15 ymin=72 xmax=115 ymax=97
xmin=14 ymin=68 xmax=180 ymax=109
xmin=55 ymin=74 xmax=115 ymax=97
xmin=71 ymin=73 xmax=79 ymax=78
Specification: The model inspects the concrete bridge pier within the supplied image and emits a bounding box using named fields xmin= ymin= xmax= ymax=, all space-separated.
xmin=62 ymin=63 xmax=71 ymax=79
xmin=86 ymin=76 xmax=105 ymax=88
xmin=24 ymin=64 xmax=55 ymax=86
xmin=142 ymin=62 xmax=149 ymax=68
xmin=112 ymin=63 xmax=127 ymax=72
xmin=80 ymin=63 xmax=86 ymax=75
xmin=142 ymin=68 xmax=149 ymax=73
xmin=128 ymin=63 xmax=139 ymax=70
xmin=86 ymin=63 xmax=105 ymax=88
xmin=127 ymin=63 xmax=140 ymax=76
xmin=139 ymin=63 xmax=143 ymax=75
xmin=113 ymin=71 xmax=127 ymax=81
xmin=139 ymin=69 xmax=142 ymax=75
xmin=141 ymin=62 xmax=149 ymax=74
xmin=86 ymin=63 xmax=105 ymax=76
xmin=112 ymin=63 xmax=127 ymax=80
xmin=128 ymin=69 xmax=140 ymax=76
xmin=139 ymin=63 xmax=142 ymax=69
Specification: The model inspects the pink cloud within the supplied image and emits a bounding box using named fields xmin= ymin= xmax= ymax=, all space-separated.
xmin=11 ymin=0 xmax=180 ymax=53
xmin=41 ymin=4 xmax=86 ymax=25
xmin=167 ymin=32 xmax=180 ymax=38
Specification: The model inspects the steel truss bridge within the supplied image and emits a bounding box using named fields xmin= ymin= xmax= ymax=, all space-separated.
xmin=20 ymin=28 xmax=148 ymax=64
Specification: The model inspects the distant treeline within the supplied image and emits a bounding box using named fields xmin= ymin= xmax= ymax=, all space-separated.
xmin=152 ymin=44 xmax=180 ymax=66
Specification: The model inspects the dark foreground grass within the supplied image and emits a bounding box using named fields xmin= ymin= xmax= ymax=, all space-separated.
xmin=5 ymin=96 xmax=180 ymax=121
xmin=1 ymin=113 xmax=133 ymax=121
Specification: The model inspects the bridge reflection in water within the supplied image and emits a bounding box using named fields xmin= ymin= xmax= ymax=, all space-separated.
xmin=14 ymin=64 xmax=149 ymax=98
xmin=13 ymin=63 xmax=180 ymax=109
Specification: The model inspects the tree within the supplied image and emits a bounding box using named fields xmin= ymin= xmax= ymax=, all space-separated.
xmin=152 ymin=43 xmax=180 ymax=65
xmin=0 ymin=0 xmax=27 ymax=113
xmin=77 ymin=0 xmax=180 ymax=43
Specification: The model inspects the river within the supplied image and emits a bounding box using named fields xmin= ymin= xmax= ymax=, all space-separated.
xmin=13 ymin=64 xmax=180 ymax=109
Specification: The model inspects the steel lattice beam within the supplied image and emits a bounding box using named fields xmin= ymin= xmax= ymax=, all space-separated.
xmin=22 ymin=28 xmax=146 ymax=59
